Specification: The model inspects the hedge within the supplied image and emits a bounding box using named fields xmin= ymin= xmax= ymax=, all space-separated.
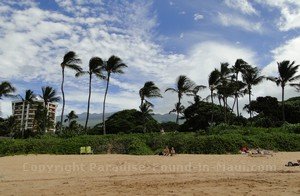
xmin=0 ymin=132 xmax=299 ymax=156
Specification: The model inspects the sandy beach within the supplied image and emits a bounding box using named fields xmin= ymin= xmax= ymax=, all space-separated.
xmin=0 ymin=152 xmax=299 ymax=195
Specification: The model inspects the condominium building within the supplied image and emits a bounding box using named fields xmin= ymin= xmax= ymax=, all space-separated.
xmin=12 ymin=98 xmax=57 ymax=132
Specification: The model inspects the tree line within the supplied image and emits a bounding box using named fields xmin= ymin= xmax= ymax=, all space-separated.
xmin=1 ymin=51 xmax=300 ymax=136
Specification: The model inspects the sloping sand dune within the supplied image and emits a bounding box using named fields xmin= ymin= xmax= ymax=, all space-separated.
xmin=0 ymin=152 xmax=299 ymax=195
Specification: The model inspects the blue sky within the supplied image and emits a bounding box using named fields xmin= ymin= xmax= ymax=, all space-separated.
xmin=1 ymin=0 xmax=300 ymax=117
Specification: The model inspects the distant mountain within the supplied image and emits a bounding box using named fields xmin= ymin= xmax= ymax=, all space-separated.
xmin=57 ymin=112 xmax=183 ymax=127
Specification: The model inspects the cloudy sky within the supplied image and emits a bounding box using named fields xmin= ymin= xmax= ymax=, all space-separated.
xmin=0 ymin=0 xmax=300 ymax=117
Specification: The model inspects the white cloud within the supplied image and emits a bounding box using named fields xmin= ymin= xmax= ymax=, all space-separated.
xmin=262 ymin=36 xmax=300 ymax=76
xmin=194 ymin=13 xmax=204 ymax=21
xmin=255 ymin=0 xmax=300 ymax=31
xmin=224 ymin=0 xmax=258 ymax=15
xmin=217 ymin=12 xmax=263 ymax=32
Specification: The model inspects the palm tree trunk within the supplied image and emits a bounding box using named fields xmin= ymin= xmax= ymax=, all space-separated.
xmin=60 ymin=67 xmax=65 ymax=131
xmin=210 ymin=90 xmax=214 ymax=122
xmin=140 ymin=98 xmax=144 ymax=108
xmin=176 ymin=97 xmax=181 ymax=124
xmin=235 ymin=73 xmax=239 ymax=117
xmin=282 ymin=86 xmax=285 ymax=122
xmin=249 ymin=89 xmax=252 ymax=118
xmin=223 ymin=97 xmax=227 ymax=123
xmin=231 ymin=97 xmax=236 ymax=111
xmin=102 ymin=74 xmax=110 ymax=135
xmin=85 ymin=74 xmax=92 ymax=131
xmin=236 ymin=96 xmax=239 ymax=117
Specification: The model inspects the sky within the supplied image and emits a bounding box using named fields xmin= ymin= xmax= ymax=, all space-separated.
xmin=1 ymin=0 xmax=300 ymax=117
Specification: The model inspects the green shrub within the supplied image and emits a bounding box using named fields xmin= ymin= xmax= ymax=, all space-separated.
xmin=0 ymin=131 xmax=299 ymax=156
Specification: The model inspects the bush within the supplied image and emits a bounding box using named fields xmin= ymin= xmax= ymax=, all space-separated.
xmin=0 ymin=131 xmax=299 ymax=156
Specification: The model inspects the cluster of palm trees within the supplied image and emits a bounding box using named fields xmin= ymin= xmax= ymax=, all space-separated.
xmin=164 ymin=59 xmax=300 ymax=124
xmin=59 ymin=51 xmax=127 ymax=134
xmin=1 ymin=53 xmax=300 ymax=135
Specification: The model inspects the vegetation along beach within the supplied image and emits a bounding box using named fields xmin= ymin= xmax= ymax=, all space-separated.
xmin=1 ymin=0 xmax=300 ymax=195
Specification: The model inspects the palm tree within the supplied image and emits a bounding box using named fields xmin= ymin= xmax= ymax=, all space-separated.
xmin=41 ymin=86 xmax=60 ymax=106
xmin=0 ymin=81 xmax=16 ymax=99
xmin=41 ymin=86 xmax=60 ymax=132
xmin=188 ymin=85 xmax=206 ymax=104
xmin=139 ymin=81 xmax=162 ymax=107
xmin=232 ymin=59 xmax=248 ymax=116
xmin=165 ymin=75 xmax=195 ymax=124
xmin=19 ymin=90 xmax=35 ymax=138
xmin=139 ymin=102 xmax=154 ymax=132
xmin=64 ymin=110 xmax=78 ymax=126
xmin=102 ymin=55 xmax=127 ymax=134
xmin=0 ymin=81 xmax=16 ymax=117
xmin=169 ymin=102 xmax=185 ymax=123
xmin=291 ymin=83 xmax=300 ymax=92
xmin=208 ymin=69 xmax=219 ymax=122
xmin=60 ymin=51 xmax=82 ymax=131
xmin=215 ymin=63 xmax=233 ymax=123
xmin=267 ymin=60 xmax=300 ymax=121
xmin=76 ymin=57 xmax=105 ymax=131
xmin=241 ymin=66 xmax=264 ymax=118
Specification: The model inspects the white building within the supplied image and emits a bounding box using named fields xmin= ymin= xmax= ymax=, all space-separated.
xmin=12 ymin=99 xmax=57 ymax=132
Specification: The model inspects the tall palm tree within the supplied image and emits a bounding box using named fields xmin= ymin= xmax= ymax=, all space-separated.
xmin=0 ymin=81 xmax=16 ymax=99
xmin=165 ymin=75 xmax=195 ymax=124
xmin=41 ymin=86 xmax=60 ymax=132
xmin=139 ymin=81 xmax=162 ymax=107
xmin=208 ymin=69 xmax=220 ymax=122
xmin=19 ymin=90 xmax=35 ymax=138
xmin=215 ymin=63 xmax=233 ymax=123
xmin=241 ymin=66 xmax=264 ymax=118
xmin=64 ymin=110 xmax=78 ymax=126
xmin=76 ymin=57 xmax=105 ymax=131
xmin=267 ymin=60 xmax=300 ymax=121
xmin=232 ymin=59 xmax=248 ymax=116
xmin=102 ymin=55 xmax=127 ymax=134
xmin=60 ymin=51 xmax=82 ymax=131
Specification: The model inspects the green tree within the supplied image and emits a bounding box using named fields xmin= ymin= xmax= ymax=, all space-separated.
xmin=208 ymin=69 xmax=220 ymax=122
xmin=0 ymin=81 xmax=16 ymax=99
xmin=215 ymin=63 xmax=234 ymax=123
xmin=41 ymin=86 xmax=60 ymax=132
xmin=241 ymin=66 xmax=264 ymax=118
xmin=41 ymin=86 xmax=60 ymax=106
xmin=64 ymin=110 xmax=78 ymax=126
xmin=102 ymin=55 xmax=127 ymax=135
xmin=18 ymin=90 xmax=35 ymax=138
xmin=267 ymin=60 xmax=300 ymax=121
xmin=139 ymin=81 xmax=162 ymax=107
xmin=103 ymin=109 xmax=159 ymax=134
xmin=169 ymin=102 xmax=185 ymax=123
xmin=0 ymin=81 xmax=16 ymax=117
xmin=60 ymin=51 xmax=82 ymax=130
xmin=139 ymin=102 xmax=154 ymax=132
xmin=76 ymin=57 xmax=105 ymax=131
xmin=188 ymin=85 xmax=206 ymax=104
xmin=231 ymin=59 xmax=248 ymax=116
xmin=165 ymin=75 xmax=196 ymax=124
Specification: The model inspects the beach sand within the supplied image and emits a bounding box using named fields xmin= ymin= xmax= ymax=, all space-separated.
xmin=0 ymin=152 xmax=299 ymax=195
